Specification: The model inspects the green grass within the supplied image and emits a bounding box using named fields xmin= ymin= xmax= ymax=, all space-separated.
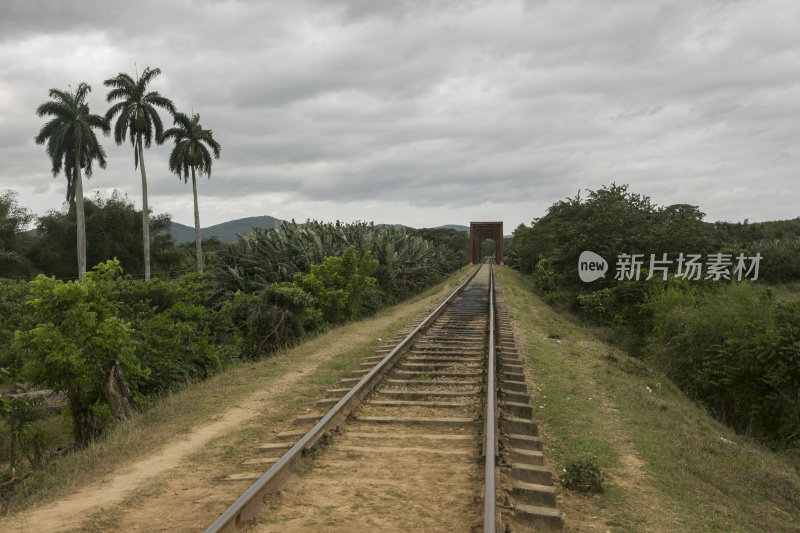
xmin=496 ymin=266 xmax=800 ymax=532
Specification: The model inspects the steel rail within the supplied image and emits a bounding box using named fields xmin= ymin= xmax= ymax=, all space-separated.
xmin=206 ymin=264 xmax=484 ymax=533
xmin=483 ymin=261 xmax=498 ymax=532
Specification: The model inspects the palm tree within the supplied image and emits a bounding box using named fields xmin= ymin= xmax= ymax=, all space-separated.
xmin=35 ymin=83 xmax=109 ymax=279
xmin=104 ymin=66 xmax=175 ymax=281
xmin=161 ymin=112 xmax=220 ymax=273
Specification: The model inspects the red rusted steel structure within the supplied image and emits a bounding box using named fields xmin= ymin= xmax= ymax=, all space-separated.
xmin=469 ymin=222 xmax=503 ymax=264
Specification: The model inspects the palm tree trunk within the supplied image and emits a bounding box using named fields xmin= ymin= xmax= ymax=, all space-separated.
xmin=137 ymin=133 xmax=151 ymax=281
xmin=74 ymin=149 xmax=87 ymax=280
xmin=191 ymin=165 xmax=203 ymax=273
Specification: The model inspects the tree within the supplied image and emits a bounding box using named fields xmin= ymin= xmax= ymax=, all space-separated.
xmin=510 ymin=184 xmax=714 ymax=289
xmin=26 ymin=191 xmax=179 ymax=279
xmin=13 ymin=260 xmax=143 ymax=446
xmin=0 ymin=190 xmax=34 ymax=278
xmin=161 ymin=112 xmax=221 ymax=273
xmin=104 ymin=67 xmax=176 ymax=281
xmin=34 ymin=83 xmax=109 ymax=279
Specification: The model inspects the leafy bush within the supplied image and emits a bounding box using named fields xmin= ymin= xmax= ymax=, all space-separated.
xmin=8 ymin=261 xmax=234 ymax=450
xmin=559 ymin=453 xmax=606 ymax=492
xmin=0 ymin=279 xmax=36 ymax=373
xmin=531 ymin=258 xmax=560 ymax=293
xmin=13 ymin=260 xmax=144 ymax=446
xmin=226 ymin=283 xmax=320 ymax=360
xmin=644 ymin=282 xmax=800 ymax=443
xmin=105 ymin=273 xmax=232 ymax=396
xmin=129 ymin=303 xmax=227 ymax=397
xmin=112 ymin=274 xmax=212 ymax=314
xmin=293 ymin=247 xmax=379 ymax=323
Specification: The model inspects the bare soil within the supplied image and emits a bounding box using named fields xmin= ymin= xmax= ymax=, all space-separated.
xmin=253 ymin=438 xmax=482 ymax=532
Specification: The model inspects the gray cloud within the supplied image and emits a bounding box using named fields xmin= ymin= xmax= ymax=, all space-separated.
xmin=2 ymin=0 xmax=800 ymax=229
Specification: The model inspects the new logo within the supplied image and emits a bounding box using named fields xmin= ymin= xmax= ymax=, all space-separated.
xmin=578 ymin=251 xmax=608 ymax=282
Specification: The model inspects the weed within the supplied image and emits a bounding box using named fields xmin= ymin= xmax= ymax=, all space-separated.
xmin=560 ymin=453 xmax=606 ymax=493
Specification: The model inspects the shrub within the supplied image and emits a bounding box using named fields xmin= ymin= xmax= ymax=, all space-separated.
xmin=226 ymin=283 xmax=320 ymax=360
xmin=129 ymin=303 xmax=227 ymax=397
xmin=293 ymin=247 xmax=379 ymax=323
xmin=13 ymin=260 xmax=144 ymax=446
xmin=559 ymin=453 xmax=606 ymax=492
xmin=0 ymin=279 xmax=35 ymax=373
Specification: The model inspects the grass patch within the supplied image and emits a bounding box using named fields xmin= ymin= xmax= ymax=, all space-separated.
xmin=496 ymin=266 xmax=800 ymax=532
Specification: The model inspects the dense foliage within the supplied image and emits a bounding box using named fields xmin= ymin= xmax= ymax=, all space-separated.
xmin=225 ymin=284 xmax=319 ymax=360
xmin=510 ymin=184 xmax=714 ymax=289
xmin=510 ymin=183 xmax=800 ymax=447
xmin=13 ymin=260 xmax=144 ymax=446
xmin=0 ymin=280 xmax=37 ymax=374
xmin=7 ymin=261 xmax=228 ymax=449
xmin=407 ymin=227 xmax=469 ymax=266
xmin=215 ymin=220 xmax=455 ymax=299
xmin=646 ymin=284 xmax=800 ymax=442
xmin=25 ymin=191 xmax=182 ymax=280
xmin=0 ymin=191 xmax=34 ymax=278
xmin=294 ymin=247 xmax=379 ymax=323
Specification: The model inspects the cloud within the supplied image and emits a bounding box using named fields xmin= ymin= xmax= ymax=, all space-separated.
xmin=2 ymin=0 xmax=800 ymax=229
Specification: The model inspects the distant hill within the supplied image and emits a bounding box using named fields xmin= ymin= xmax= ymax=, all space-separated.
xmin=166 ymin=215 xmax=284 ymax=244
xmin=161 ymin=218 xmax=474 ymax=244
xmin=435 ymin=224 xmax=469 ymax=232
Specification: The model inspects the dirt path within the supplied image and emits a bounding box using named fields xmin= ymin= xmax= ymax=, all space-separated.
xmin=0 ymin=279 xmax=460 ymax=533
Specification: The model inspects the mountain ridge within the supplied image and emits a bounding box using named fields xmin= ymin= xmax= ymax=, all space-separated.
xmin=166 ymin=218 xmax=471 ymax=243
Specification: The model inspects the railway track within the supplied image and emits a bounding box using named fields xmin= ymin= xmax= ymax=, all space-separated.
xmin=207 ymin=262 xmax=562 ymax=532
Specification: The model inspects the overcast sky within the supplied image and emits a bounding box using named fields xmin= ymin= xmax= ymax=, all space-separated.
xmin=2 ymin=0 xmax=799 ymax=230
